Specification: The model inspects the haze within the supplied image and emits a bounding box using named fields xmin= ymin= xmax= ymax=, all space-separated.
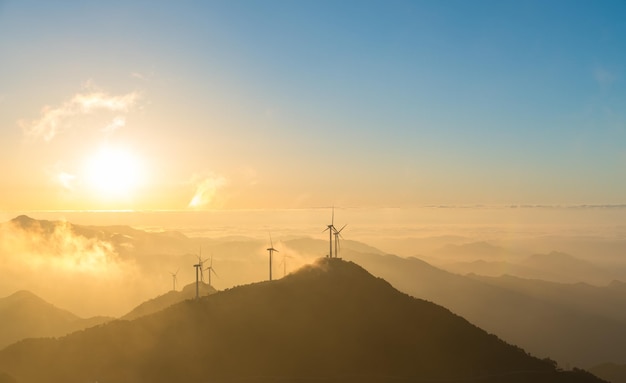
xmin=1 ymin=1 xmax=626 ymax=382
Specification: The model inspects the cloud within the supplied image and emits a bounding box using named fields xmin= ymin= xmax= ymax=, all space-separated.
xmin=1 ymin=218 xmax=120 ymax=272
xmin=57 ymin=172 xmax=77 ymax=191
xmin=44 ymin=163 xmax=77 ymax=192
xmin=19 ymin=91 xmax=140 ymax=141
xmin=102 ymin=116 xmax=126 ymax=134
xmin=188 ymin=174 xmax=227 ymax=208
xmin=0 ymin=217 xmax=144 ymax=317
xmin=594 ymin=67 xmax=618 ymax=88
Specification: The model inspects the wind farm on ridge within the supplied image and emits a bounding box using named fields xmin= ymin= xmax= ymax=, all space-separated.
xmin=180 ymin=207 xmax=348 ymax=298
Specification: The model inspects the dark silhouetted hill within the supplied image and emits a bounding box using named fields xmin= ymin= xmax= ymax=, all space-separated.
xmin=341 ymin=250 xmax=626 ymax=368
xmin=0 ymin=259 xmax=605 ymax=383
xmin=590 ymin=363 xmax=626 ymax=383
xmin=0 ymin=291 xmax=111 ymax=350
xmin=122 ymin=281 xmax=217 ymax=320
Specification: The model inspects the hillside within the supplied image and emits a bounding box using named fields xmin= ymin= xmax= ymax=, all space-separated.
xmin=122 ymin=281 xmax=217 ymax=320
xmin=341 ymin=250 xmax=626 ymax=367
xmin=0 ymin=259 xmax=604 ymax=383
xmin=0 ymin=291 xmax=111 ymax=350
xmin=590 ymin=363 xmax=626 ymax=383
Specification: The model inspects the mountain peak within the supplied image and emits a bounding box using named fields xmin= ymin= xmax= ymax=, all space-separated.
xmin=0 ymin=258 xmax=606 ymax=383
xmin=9 ymin=215 xmax=36 ymax=227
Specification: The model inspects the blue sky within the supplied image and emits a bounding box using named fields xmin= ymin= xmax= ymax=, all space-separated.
xmin=0 ymin=0 xmax=625 ymax=210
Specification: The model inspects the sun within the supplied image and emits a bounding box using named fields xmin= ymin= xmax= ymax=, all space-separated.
xmin=85 ymin=146 xmax=142 ymax=198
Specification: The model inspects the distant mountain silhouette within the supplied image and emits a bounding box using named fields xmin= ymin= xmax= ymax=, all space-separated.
xmin=590 ymin=363 xmax=626 ymax=383
xmin=433 ymin=242 xmax=620 ymax=285
xmin=0 ymin=291 xmax=111 ymax=350
xmin=432 ymin=241 xmax=520 ymax=260
xmin=0 ymin=259 xmax=604 ymax=383
xmin=122 ymin=282 xmax=217 ymax=320
xmin=341 ymin=250 xmax=626 ymax=368
xmin=7 ymin=215 xmax=193 ymax=257
xmin=443 ymin=251 xmax=619 ymax=285
xmin=517 ymin=251 xmax=615 ymax=285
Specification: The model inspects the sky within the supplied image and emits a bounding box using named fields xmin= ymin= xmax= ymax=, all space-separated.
xmin=1 ymin=0 xmax=625 ymax=211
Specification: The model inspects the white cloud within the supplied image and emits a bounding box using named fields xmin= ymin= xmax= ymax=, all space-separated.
xmin=57 ymin=172 xmax=77 ymax=191
xmin=188 ymin=174 xmax=227 ymax=208
xmin=19 ymin=90 xmax=140 ymax=141
xmin=102 ymin=116 xmax=126 ymax=134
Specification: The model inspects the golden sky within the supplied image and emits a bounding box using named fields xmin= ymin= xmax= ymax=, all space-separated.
xmin=1 ymin=1 xmax=625 ymax=211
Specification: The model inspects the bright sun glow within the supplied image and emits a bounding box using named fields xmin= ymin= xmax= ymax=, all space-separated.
xmin=85 ymin=147 xmax=142 ymax=198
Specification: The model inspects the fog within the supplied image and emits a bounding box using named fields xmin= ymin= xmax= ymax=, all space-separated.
xmin=0 ymin=206 xmax=625 ymax=318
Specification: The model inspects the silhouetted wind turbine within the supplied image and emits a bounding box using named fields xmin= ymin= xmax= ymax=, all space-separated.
xmin=267 ymin=233 xmax=279 ymax=281
xmin=204 ymin=255 xmax=218 ymax=287
xmin=193 ymin=262 xmax=202 ymax=299
xmin=194 ymin=246 xmax=207 ymax=299
xmin=197 ymin=246 xmax=207 ymax=283
xmin=333 ymin=224 xmax=347 ymax=259
xmin=169 ymin=268 xmax=179 ymax=291
xmin=279 ymin=253 xmax=293 ymax=277
xmin=322 ymin=206 xmax=337 ymax=258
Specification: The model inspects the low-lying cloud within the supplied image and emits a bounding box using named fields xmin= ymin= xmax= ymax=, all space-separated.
xmin=0 ymin=218 xmax=147 ymax=317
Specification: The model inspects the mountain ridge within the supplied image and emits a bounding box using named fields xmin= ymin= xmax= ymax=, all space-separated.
xmin=0 ymin=258 xmax=604 ymax=383
xmin=0 ymin=290 xmax=111 ymax=351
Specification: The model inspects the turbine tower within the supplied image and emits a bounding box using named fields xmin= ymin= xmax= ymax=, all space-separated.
xmin=193 ymin=262 xmax=202 ymax=299
xmin=197 ymin=246 xmax=207 ymax=283
xmin=267 ymin=234 xmax=279 ymax=281
xmin=194 ymin=246 xmax=207 ymax=299
xmin=204 ymin=255 xmax=218 ymax=287
xmin=333 ymin=224 xmax=347 ymax=259
xmin=322 ymin=206 xmax=337 ymax=258
xmin=169 ymin=268 xmax=179 ymax=291
xmin=280 ymin=253 xmax=293 ymax=277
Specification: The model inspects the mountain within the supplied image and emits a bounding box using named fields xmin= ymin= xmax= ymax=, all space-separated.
xmin=431 ymin=241 xmax=520 ymax=261
xmin=7 ymin=215 xmax=194 ymax=257
xmin=0 ymin=291 xmax=111 ymax=350
xmin=122 ymin=281 xmax=217 ymax=320
xmin=0 ymin=259 xmax=604 ymax=383
xmin=518 ymin=251 xmax=616 ymax=285
xmin=590 ymin=363 xmax=626 ymax=383
xmin=468 ymin=275 xmax=626 ymax=323
xmin=341 ymin=250 xmax=626 ymax=368
xmin=425 ymin=238 xmax=620 ymax=285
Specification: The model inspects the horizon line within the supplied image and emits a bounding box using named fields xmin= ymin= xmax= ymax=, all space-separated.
xmin=2 ymin=204 xmax=626 ymax=215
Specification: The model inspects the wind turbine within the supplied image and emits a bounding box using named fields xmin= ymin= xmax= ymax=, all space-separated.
xmin=197 ymin=246 xmax=207 ymax=283
xmin=279 ymin=253 xmax=293 ymax=277
xmin=193 ymin=262 xmax=202 ymax=299
xmin=169 ymin=268 xmax=179 ymax=291
xmin=333 ymin=224 xmax=347 ymax=259
xmin=204 ymin=255 xmax=218 ymax=287
xmin=267 ymin=233 xmax=279 ymax=281
xmin=322 ymin=206 xmax=337 ymax=258
xmin=194 ymin=246 xmax=207 ymax=299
